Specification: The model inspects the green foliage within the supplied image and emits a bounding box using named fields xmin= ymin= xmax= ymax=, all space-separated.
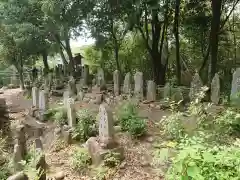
xmin=165 ymin=136 xmax=240 ymax=180
xmin=0 ymin=136 xmax=10 ymax=180
xmin=162 ymin=112 xmax=185 ymax=140
xmin=44 ymin=106 xmax=67 ymax=125
xmin=117 ymin=101 xmax=147 ymax=137
xmin=162 ymin=87 xmax=212 ymax=140
xmin=92 ymin=166 xmax=109 ymax=180
xmin=21 ymin=146 xmax=44 ymax=180
xmin=214 ymin=109 xmax=240 ymax=136
xmin=53 ymin=108 xmax=68 ymax=125
xmin=73 ymin=109 xmax=97 ymax=142
xmin=71 ymin=148 xmax=91 ymax=172
xmin=103 ymin=152 xmax=121 ymax=168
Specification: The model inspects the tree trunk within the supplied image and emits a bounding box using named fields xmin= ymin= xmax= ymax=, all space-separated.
xmin=209 ymin=0 xmax=222 ymax=83
xmin=65 ymin=37 xmax=75 ymax=76
xmin=42 ymin=50 xmax=49 ymax=73
xmin=14 ymin=60 xmax=24 ymax=90
xmin=174 ymin=0 xmax=181 ymax=85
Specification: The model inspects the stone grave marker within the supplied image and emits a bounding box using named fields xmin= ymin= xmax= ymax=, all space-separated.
xmin=32 ymin=87 xmax=39 ymax=108
xmin=231 ymin=68 xmax=240 ymax=99
xmin=67 ymin=98 xmax=76 ymax=127
xmin=211 ymin=73 xmax=220 ymax=104
xmin=147 ymin=80 xmax=156 ymax=102
xmin=134 ymin=71 xmax=143 ymax=99
xmin=68 ymin=76 xmax=77 ymax=97
xmin=113 ymin=70 xmax=120 ymax=96
xmin=98 ymin=103 xmax=116 ymax=148
xmin=97 ymin=68 xmax=106 ymax=90
xmin=163 ymin=82 xmax=171 ymax=99
xmin=39 ymin=90 xmax=49 ymax=121
xmin=86 ymin=103 xmax=123 ymax=166
xmin=189 ymin=72 xmax=203 ymax=101
xmin=123 ymin=72 xmax=131 ymax=94
xmin=63 ymin=91 xmax=69 ymax=109
xmin=83 ymin=64 xmax=90 ymax=86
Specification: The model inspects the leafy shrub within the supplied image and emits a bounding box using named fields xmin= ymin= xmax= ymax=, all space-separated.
xmin=21 ymin=147 xmax=44 ymax=180
xmin=53 ymin=108 xmax=67 ymax=125
xmin=162 ymin=112 xmax=185 ymax=140
xmin=0 ymin=136 xmax=10 ymax=180
xmin=103 ymin=152 xmax=121 ymax=168
xmin=117 ymin=101 xmax=147 ymax=137
xmin=71 ymin=148 xmax=91 ymax=171
xmin=214 ymin=109 xmax=240 ymax=136
xmin=165 ymin=136 xmax=240 ymax=180
xmin=44 ymin=106 xmax=67 ymax=125
xmin=73 ymin=109 xmax=97 ymax=142
xmin=92 ymin=166 xmax=109 ymax=180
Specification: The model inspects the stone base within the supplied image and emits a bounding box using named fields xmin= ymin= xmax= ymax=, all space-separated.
xmin=86 ymin=137 xmax=124 ymax=166
xmin=7 ymin=171 xmax=28 ymax=180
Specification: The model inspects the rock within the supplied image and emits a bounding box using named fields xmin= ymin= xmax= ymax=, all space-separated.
xmin=146 ymin=136 xmax=154 ymax=143
xmin=119 ymin=161 xmax=126 ymax=169
xmin=54 ymin=171 xmax=65 ymax=180
xmin=7 ymin=172 xmax=28 ymax=180
xmin=114 ymin=126 xmax=121 ymax=133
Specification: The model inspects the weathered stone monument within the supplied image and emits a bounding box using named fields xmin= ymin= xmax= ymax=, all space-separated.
xmin=231 ymin=68 xmax=240 ymax=105
xmin=134 ymin=71 xmax=143 ymax=99
xmin=147 ymin=80 xmax=156 ymax=102
xmin=68 ymin=76 xmax=77 ymax=97
xmin=32 ymin=87 xmax=39 ymax=108
xmin=13 ymin=125 xmax=27 ymax=171
xmin=63 ymin=91 xmax=69 ymax=109
xmin=172 ymin=87 xmax=184 ymax=102
xmin=67 ymin=98 xmax=76 ymax=127
xmin=39 ymin=90 xmax=48 ymax=121
xmin=113 ymin=70 xmax=120 ymax=96
xmin=211 ymin=73 xmax=220 ymax=104
xmin=163 ymin=82 xmax=171 ymax=99
xmin=97 ymin=68 xmax=106 ymax=90
xmin=86 ymin=103 xmax=123 ymax=166
xmin=189 ymin=72 xmax=203 ymax=101
xmin=83 ymin=65 xmax=90 ymax=86
xmin=123 ymin=72 xmax=131 ymax=94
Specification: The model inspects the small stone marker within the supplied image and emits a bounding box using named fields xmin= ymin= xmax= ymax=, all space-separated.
xmin=83 ymin=65 xmax=89 ymax=86
xmin=231 ymin=68 xmax=240 ymax=100
xmin=172 ymin=87 xmax=184 ymax=102
xmin=39 ymin=90 xmax=48 ymax=121
xmin=113 ymin=70 xmax=120 ymax=96
xmin=67 ymin=98 xmax=76 ymax=127
xmin=97 ymin=68 xmax=106 ymax=90
xmin=7 ymin=171 xmax=28 ymax=180
xmin=86 ymin=103 xmax=123 ymax=166
xmin=16 ymin=125 xmax=27 ymax=158
xmin=68 ymin=76 xmax=77 ymax=97
xmin=123 ymin=72 xmax=131 ymax=94
xmin=32 ymin=87 xmax=39 ymax=108
xmin=134 ymin=71 xmax=143 ymax=99
xmin=63 ymin=91 xmax=69 ymax=108
xmin=189 ymin=72 xmax=203 ymax=101
xmin=211 ymin=73 xmax=220 ymax=104
xmin=13 ymin=144 xmax=23 ymax=171
xmin=163 ymin=82 xmax=171 ymax=99
xmin=147 ymin=80 xmax=156 ymax=102
xmin=98 ymin=103 xmax=116 ymax=148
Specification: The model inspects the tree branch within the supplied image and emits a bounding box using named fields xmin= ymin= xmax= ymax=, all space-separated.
xmin=220 ymin=0 xmax=240 ymax=30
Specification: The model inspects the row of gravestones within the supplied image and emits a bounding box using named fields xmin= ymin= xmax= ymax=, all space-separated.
xmin=93 ymin=69 xmax=222 ymax=104
xmin=8 ymin=125 xmax=46 ymax=180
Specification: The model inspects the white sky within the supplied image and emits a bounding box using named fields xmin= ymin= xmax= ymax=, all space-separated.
xmin=70 ymin=36 xmax=95 ymax=47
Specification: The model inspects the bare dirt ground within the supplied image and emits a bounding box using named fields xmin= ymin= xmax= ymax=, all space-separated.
xmin=2 ymin=88 xmax=167 ymax=180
